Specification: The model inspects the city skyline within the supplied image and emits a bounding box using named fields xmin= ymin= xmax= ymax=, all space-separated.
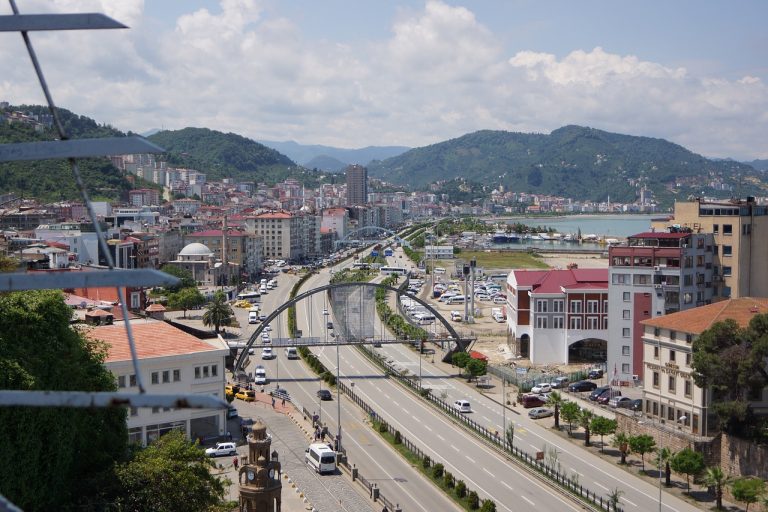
xmin=1 ymin=0 xmax=766 ymax=160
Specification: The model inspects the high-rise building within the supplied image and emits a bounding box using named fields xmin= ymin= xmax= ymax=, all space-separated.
xmin=345 ymin=164 xmax=368 ymax=205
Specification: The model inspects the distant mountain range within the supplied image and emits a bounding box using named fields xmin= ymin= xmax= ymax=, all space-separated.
xmin=256 ymin=139 xmax=410 ymax=171
xmin=746 ymin=159 xmax=768 ymax=172
xmin=367 ymin=125 xmax=766 ymax=206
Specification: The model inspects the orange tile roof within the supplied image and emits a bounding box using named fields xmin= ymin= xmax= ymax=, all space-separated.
xmin=92 ymin=321 xmax=223 ymax=363
xmin=641 ymin=297 xmax=768 ymax=334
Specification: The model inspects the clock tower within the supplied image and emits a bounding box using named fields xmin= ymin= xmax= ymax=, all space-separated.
xmin=237 ymin=419 xmax=282 ymax=511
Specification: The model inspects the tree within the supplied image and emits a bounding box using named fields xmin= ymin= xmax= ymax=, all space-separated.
xmin=168 ymin=287 xmax=205 ymax=318
xmin=670 ymin=448 xmax=704 ymax=493
xmin=656 ymin=447 xmax=674 ymax=487
xmin=546 ymin=391 xmax=564 ymax=430
xmin=505 ymin=422 xmax=515 ymax=452
xmin=452 ymin=351 xmax=471 ymax=369
xmin=730 ymin=477 xmax=765 ymax=512
xmin=0 ymin=254 xmax=19 ymax=272
xmin=115 ymin=429 xmax=228 ymax=512
xmin=612 ymin=432 xmax=630 ymax=465
xmin=465 ymin=358 xmax=487 ymax=382
xmin=560 ymin=401 xmax=580 ymax=436
xmin=607 ymin=488 xmax=624 ymax=510
xmin=159 ymin=264 xmax=196 ymax=292
xmin=203 ymin=291 xmax=234 ymax=334
xmin=479 ymin=499 xmax=497 ymax=512
xmin=578 ymin=409 xmax=594 ymax=446
xmin=0 ymin=290 xmax=128 ymax=510
xmin=701 ymin=466 xmax=731 ymax=510
xmin=628 ymin=435 xmax=656 ymax=472
xmin=590 ymin=416 xmax=617 ymax=452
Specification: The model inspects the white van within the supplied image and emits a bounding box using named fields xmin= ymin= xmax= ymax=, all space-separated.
xmin=434 ymin=267 xmax=446 ymax=274
xmin=453 ymin=399 xmax=471 ymax=413
xmin=285 ymin=347 xmax=299 ymax=359
xmin=248 ymin=311 xmax=258 ymax=324
xmin=254 ymin=366 xmax=267 ymax=385
xmin=305 ymin=443 xmax=336 ymax=474
xmin=447 ymin=295 xmax=466 ymax=305
xmin=259 ymin=285 xmax=267 ymax=294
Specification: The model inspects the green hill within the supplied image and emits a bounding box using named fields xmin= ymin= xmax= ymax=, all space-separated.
xmin=368 ymin=125 xmax=765 ymax=205
xmin=0 ymin=105 xmax=136 ymax=202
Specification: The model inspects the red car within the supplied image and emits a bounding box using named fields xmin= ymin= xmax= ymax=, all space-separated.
xmin=597 ymin=389 xmax=621 ymax=405
xmin=521 ymin=394 xmax=546 ymax=408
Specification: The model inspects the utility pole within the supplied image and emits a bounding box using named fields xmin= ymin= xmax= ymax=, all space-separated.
xmin=469 ymin=258 xmax=476 ymax=323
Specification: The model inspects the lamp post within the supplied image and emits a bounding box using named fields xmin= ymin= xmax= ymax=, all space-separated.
xmin=336 ymin=333 xmax=342 ymax=452
xmin=502 ymin=376 xmax=506 ymax=447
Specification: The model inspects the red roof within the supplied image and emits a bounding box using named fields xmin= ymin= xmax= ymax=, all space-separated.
xmin=642 ymin=297 xmax=768 ymax=334
xmin=512 ymin=270 xmax=549 ymax=287
xmin=255 ymin=211 xmax=292 ymax=219
xmin=188 ymin=229 xmax=246 ymax=237
xmin=513 ymin=268 xmax=608 ymax=294
xmin=93 ymin=321 xmax=222 ymax=363
xmin=469 ymin=350 xmax=488 ymax=361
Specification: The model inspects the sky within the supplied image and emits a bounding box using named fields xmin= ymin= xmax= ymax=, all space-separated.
xmin=2 ymin=0 xmax=767 ymax=160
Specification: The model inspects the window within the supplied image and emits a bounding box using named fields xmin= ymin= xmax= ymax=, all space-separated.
xmin=130 ymin=407 xmax=138 ymax=417
xmin=684 ymin=380 xmax=692 ymax=397
xmin=203 ymin=366 xmax=209 ymax=378
xmin=152 ymin=407 xmax=160 ymax=414
xmin=622 ymin=328 xmax=630 ymax=337
xmin=652 ymin=401 xmax=658 ymax=416
xmin=553 ymin=316 xmax=564 ymax=329
xmin=654 ymin=346 xmax=659 ymax=359
xmin=603 ymin=300 xmax=608 ymax=312
xmin=669 ymin=350 xmax=676 ymax=362
xmin=194 ymin=367 xmax=201 ymax=379
xmin=723 ymin=266 xmax=732 ymax=276
xmin=211 ymin=365 xmax=218 ymax=377
xmin=162 ymin=370 xmax=170 ymax=384
xmin=612 ymin=273 xmax=629 ymax=284
xmin=586 ymin=317 xmax=599 ymax=329
xmin=553 ymin=300 xmax=564 ymax=313
xmin=151 ymin=372 xmax=159 ymax=385
xmin=723 ymin=245 xmax=732 ymax=256
xmin=587 ymin=300 xmax=599 ymax=313
xmin=654 ymin=327 xmax=660 ymax=336
xmin=622 ymin=309 xmax=631 ymax=319
xmin=686 ymin=334 xmax=693 ymax=344
xmin=536 ymin=316 xmax=548 ymax=329
xmin=569 ymin=317 xmax=582 ymax=329
xmin=173 ymin=369 xmax=181 ymax=382
xmin=743 ymin=223 xmax=751 ymax=235
xmin=570 ymin=301 xmax=582 ymax=313
xmin=622 ymin=363 xmax=630 ymax=373
xmin=685 ymin=353 xmax=691 ymax=367
xmin=713 ymin=224 xmax=719 ymax=234
xmin=622 ymin=345 xmax=630 ymax=356
xmin=536 ymin=300 xmax=548 ymax=313
xmin=129 ymin=374 xmax=137 ymax=387
xmin=623 ymin=291 xmax=630 ymax=302
xmin=652 ymin=371 xmax=659 ymax=388
xmin=723 ymin=224 xmax=732 ymax=235
xmin=668 ymin=376 xmax=676 ymax=393
xmin=670 ymin=330 xmax=676 ymax=341
xmin=118 ymin=375 xmax=126 ymax=388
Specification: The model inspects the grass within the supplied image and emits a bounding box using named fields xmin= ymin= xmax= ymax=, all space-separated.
xmin=444 ymin=250 xmax=549 ymax=270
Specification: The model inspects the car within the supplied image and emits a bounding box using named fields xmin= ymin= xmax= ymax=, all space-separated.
xmin=261 ymin=347 xmax=274 ymax=359
xmin=588 ymin=368 xmax=604 ymax=379
xmin=493 ymin=296 xmax=507 ymax=305
xmin=550 ymin=376 xmax=570 ymax=389
xmin=326 ymin=321 xmax=333 ymax=329
xmin=453 ymin=399 xmax=471 ymax=413
xmin=521 ymin=394 xmax=546 ymax=408
xmin=205 ymin=442 xmax=237 ymax=457
xmin=264 ymin=325 xmax=272 ymax=332
xmin=528 ymin=407 xmax=554 ymax=419
xmin=254 ymin=366 xmax=267 ymax=385
xmin=609 ymin=396 xmax=633 ymax=408
xmin=248 ymin=347 xmax=255 ymax=355
xmin=568 ymin=380 xmax=598 ymax=393
xmin=225 ymin=384 xmax=240 ymax=398
xmin=588 ymin=386 xmax=611 ymax=401
xmin=235 ymin=389 xmax=256 ymax=402
xmin=261 ymin=333 xmax=271 ymax=343
xmin=598 ymin=389 xmax=621 ymax=405
xmin=258 ymin=314 xmax=267 ymax=322
xmin=317 ymin=389 xmax=332 ymax=401
xmin=531 ymin=383 xmax=552 ymax=394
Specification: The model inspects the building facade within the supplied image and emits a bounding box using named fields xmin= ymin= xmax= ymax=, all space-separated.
xmin=608 ymin=231 xmax=715 ymax=384
xmin=345 ymin=164 xmax=368 ymax=206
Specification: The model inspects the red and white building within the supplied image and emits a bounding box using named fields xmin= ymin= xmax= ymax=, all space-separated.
xmin=506 ymin=266 xmax=609 ymax=364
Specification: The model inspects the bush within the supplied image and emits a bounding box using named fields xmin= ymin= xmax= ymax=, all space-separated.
xmin=479 ymin=499 xmax=497 ymax=512
xmin=443 ymin=471 xmax=454 ymax=488
xmin=394 ymin=430 xmax=402 ymax=444
xmin=432 ymin=463 xmax=444 ymax=479
xmin=455 ymin=480 xmax=467 ymax=498
xmin=422 ymin=455 xmax=431 ymax=469
xmin=378 ymin=420 xmax=388 ymax=433
xmin=467 ymin=490 xmax=480 ymax=510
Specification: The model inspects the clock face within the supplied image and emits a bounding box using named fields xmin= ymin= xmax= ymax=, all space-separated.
xmin=247 ymin=470 xmax=255 ymax=481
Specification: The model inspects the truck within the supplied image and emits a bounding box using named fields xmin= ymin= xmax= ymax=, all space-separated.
xmin=491 ymin=307 xmax=506 ymax=323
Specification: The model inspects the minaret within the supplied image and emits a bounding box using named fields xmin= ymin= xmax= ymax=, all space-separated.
xmin=238 ymin=419 xmax=282 ymax=511
xmin=222 ymin=214 xmax=228 ymax=286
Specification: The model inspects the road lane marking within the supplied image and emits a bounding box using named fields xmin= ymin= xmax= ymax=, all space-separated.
xmin=413 ymin=416 xmax=421 ymax=423
xmin=502 ymin=481 xmax=514 ymax=491
xmin=451 ymin=445 xmax=459 ymax=452
xmin=437 ymin=435 xmax=445 ymax=441
xmin=424 ymin=425 xmax=432 ymax=432
xmin=483 ymin=468 xmax=494 ymax=477
xmin=594 ymin=482 xmax=610 ymax=491
xmin=622 ymin=496 xmax=638 ymax=507
xmin=521 ymin=496 xmax=535 ymax=506
xmin=465 ymin=456 xmax=476 ymax=463
xmin=569 ymin=468 xmax=583 ymax=476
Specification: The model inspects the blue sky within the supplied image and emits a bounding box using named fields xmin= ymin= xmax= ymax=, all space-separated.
xmin=2 ymin=0 xmax=767 ymax=159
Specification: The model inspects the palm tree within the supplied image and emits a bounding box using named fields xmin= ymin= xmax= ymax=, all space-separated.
xmin=578 ymin=409 xmax=594 ymax=446
xmin=202 ymin=291 xmax=233 ymax=334
xmin=656 ymin=448 xmax=674 ymax=487
xmin=613 ymin=432 xmax=630 ymax=465
xmin=702 ymin=467 xmax=731 ymax=510
xmin=546 ymin=391 xmax=564 ymax=430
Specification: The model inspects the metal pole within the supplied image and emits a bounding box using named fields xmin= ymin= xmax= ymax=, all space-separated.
xmin=419 ymin=340 xmax=422 ymax=389
xmin=502 ymin=377 xmax=506 ymax=444
xmin=658 ymin=334 xmax=663 ymax=512
xmin=336 ymin=335 xmax=342 ymax=452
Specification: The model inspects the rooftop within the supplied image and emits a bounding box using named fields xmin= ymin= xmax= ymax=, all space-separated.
xmin=642 ymin=297 xmax=768 ymax=334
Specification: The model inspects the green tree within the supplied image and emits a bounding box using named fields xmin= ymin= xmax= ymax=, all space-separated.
xmin=560 ymin=401 xmax=581 ymax=436
xmin=613 ymin=432 xmax=630 ymax=465
xmin=670 ymin=448 xmax=704 ymax=493
xmin=590 ymin=416 xmax=617 ymax=452
xmin=546 ymin=391 xmax=564 ymax=430
xmin=0 ymin=290 xmax=128 ymax=510
xmin=479 ymin=499 xmax=497 ymax=512
xmin=656 ymin=447 xmax=674 ymax=487
xmin=168 ymin=287 xmax=205 ymax=318
xmin=578 ymin=409 xmax=594 ymax=446
xmin=203 ymin=292 xmax=234 ymax=334
xmin=115 ymin=429 xmax=228 ymax=512
xmin=607 ymin=488 xmax=624 ymax=510
xmin=467 ymin=490 xmax=480 ymax=509
xmin=159 ymin=264 xmax=196 ymax=292
xmin=628 ymin=435 xmax=656 ymax=473
xmin=505 ymin=423 xmax=515 ymax=452
xmin=452 ymin=351 xmax=471 ymax=369
xmin=730 ymin=477 xmax=765 ymax=512
xmin=701 ymin=466 xmax=731 ymax=510
xmin=465 ymin=358 xmax=487 ymax=382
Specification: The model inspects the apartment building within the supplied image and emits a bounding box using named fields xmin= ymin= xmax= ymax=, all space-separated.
xmin=608 ymin=230 xmax=715 ymax=384
xmin=640 ymin=298 xmax=768 ymax=436
xmin=185 ymin=229 xmax=263 ymax=278
xmin=345 ymin=164 xmax=368 ymax=206
xmin=97 ymin=321 xmax=229 ymax=445
xmin=658 ymin=197 xmax=768 ymax=298
xmin=424 ymin=245 xmax=455 ymax=259
xmin=506 ymin=267 xmax=608 ymax=364
xmin=321 ymin=207 xmax=349 ymax=240
xmin=246 ymin=211 xmax=320 ymax=263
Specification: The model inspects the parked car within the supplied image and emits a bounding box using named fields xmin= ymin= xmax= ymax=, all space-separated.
xmin=630 ymin=399 xmax=643 ymax=411
xmin=588 ymin=368 xmax=604 ymax=379
xmin=493 ymin=296 xmax=507 ymax=305
xmin=521 ymin=394 xmax=546 ymax=408
xmin=588 ymin=386 xmax=611 ymax=401
xmin=550 ymin=376 xmax=570 ymax=389
xmin=326 ymin=321 xmax=333 ymax=329
xmin=597 ymin=389 xmax=621 ymax=405
xmin=568 ymin=380 xmax=598 ymax=392
xmin=225 ymin=384 xmax=240 ymax=398
xmin=205 ymin=442 xmax=237 ymax=457
xmin=609 ymin=396 xmax=633 ymax=408
xmin=235 ymin=389 xmax=256 ymax=402
xmin=317 ymin=389 xmax=332 ymax=401
xmin=258 ymin=314 xmax=267 ymax=322
xmin=531 ymin=383 xmax=552 ymax=394
xmin=528 ymin=407 xmax=554 ymax=419
xmin=453 ymin=399 xmax=472 ymax=413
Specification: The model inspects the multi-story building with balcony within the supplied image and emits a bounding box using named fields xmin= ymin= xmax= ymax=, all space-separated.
xmin=506 ymin=266 xmax=608 ymax=364
xmin=185 ymin=229 xmax=263 ymax=280
xmin=608 ymin=230 xmax=715 ymax=384
xmin=246 ymin=211 xmax=303 ymax=262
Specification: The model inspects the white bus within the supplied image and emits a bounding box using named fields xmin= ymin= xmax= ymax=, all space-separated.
xmin=237 ymin=291 xmax=261 ymax=303
xmin=414 ymin=313 xmax=435 ymax=325
xmin=305 ymin=443 xmax=336 ymax=474
xmin=380 ymin=266 xmax=408 ymax=276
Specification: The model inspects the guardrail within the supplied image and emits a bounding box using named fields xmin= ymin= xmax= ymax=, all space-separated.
xmin=352 ymin=344 xmax=622 ymax=512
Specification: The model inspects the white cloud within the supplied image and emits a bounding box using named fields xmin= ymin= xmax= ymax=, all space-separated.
xmin=1 ymin=0 xmax=766 ymax=159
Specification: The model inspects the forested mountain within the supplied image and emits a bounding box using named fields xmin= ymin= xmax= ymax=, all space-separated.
xmin=0 ymin=105 xmax=135 ymax=202
xmin=304 ymin=154 xmax=347 ymax=172
xmin=257 ymin=139 xmax=410 ymax=168
xmin=368 ymin=125 xmax=765 ymax=205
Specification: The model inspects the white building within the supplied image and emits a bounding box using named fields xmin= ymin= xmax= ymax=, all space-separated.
xmin=424 ymin=245 xmax=455 ymax=260
xmin=96 ymin=320 xmax=229 ymax=445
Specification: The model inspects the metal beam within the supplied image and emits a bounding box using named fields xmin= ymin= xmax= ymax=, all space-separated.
xmin=0 ymin=13 xmax=127 ymax=31
xmin=0 ymin=269 xmax=179 ymax=292
xmin=0 ymin=390 xmax=228 ymax=409
xmin=0 ymin=136 xmax=164 ymax=162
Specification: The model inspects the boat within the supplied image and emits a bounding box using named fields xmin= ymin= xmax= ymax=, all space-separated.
xmin=492 ymin=231 xmax=521 ymax=244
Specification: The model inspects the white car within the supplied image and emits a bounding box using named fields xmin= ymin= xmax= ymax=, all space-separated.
xmin=453 ymin=399 xmax=471 ymax=413
xmin=205 ymin=442 xmax=237 ymax=457
xmin=528 ymin=407 xmax=554 ymax=420
xmin=531 ymin=383 xmax=552 ymax=394
xmin=493 ymin=296 xmax=507 ymax=305
xmin=261 ymin=347 xmax=274 ymax=359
